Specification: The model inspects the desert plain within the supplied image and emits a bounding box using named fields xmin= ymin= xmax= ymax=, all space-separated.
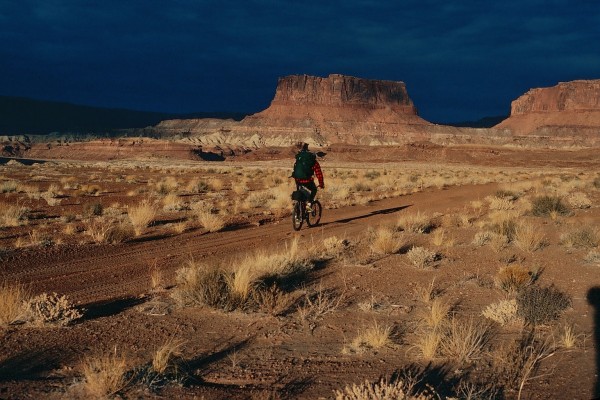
xmin=2 ymin=75 xmax=600 ymax=400
xmin=1 ymin=142 xmax=600 ymax=400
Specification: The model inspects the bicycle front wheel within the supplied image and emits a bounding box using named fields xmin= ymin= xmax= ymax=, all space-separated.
xmin=306 ymin=200 xmax=322 ymax=227
xmin=292 ymin=201 xmax=303 ymax=231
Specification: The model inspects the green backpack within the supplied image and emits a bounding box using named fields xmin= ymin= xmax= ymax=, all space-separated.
xmin=292 ymin=151 xmax=316 ymax=179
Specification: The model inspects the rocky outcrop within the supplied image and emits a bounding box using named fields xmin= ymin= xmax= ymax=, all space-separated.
xmin=151 ymin=76 xmax=600 ymax=149
xmin=154 ymin=74 xmax=434 ymax=147
xmin=269 ymin=74 xmax=418 ymax=112
xmin=496 ymin=80 xmax=600 ymax=139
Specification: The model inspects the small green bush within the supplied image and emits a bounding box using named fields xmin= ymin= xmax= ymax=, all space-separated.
xmin=531 ymin=195 xmax=569 ymax=217
xmin=517 ymin=285 xmax=571 ymax=325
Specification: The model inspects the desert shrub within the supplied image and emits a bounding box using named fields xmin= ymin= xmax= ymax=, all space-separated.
xmin=0 ymin=281 xmax=29 ymax=325
xmin=440 ymin=317 xmax=490 ymax=364
xmin=567 ymin=192 xmax=592 ymax=209
xmin=494 ymin=265 xmax=536 ymax=295
xmin=172 ymin=261 xmax=235 ymax=310
xmin=322 ymin=236 xmax=350 ymax=258
xmin=489 ymin=214 xmax=517 ymax=241
xmin=370 ymin=226 xmax=401 ymax=255
xmin=80 ymin=349 xmax=128 ymax=398
xmin=0 ymin=203 xmax=29 ymax=227
xmin=513 ymin=221 xmax=546 ymax=252
xmin=487 ymin=195 xmax=515 ymax=211
xmin=422 ymin=297 xmax=451 ymax=330
xmin=196 ymin=210 xmax=226 ymax=232
xmin=584 ymin=250 xmax=600 ymax=263
xmin=252 ymin=284 xmax=295 ymax=316
xmin=494 ymin=189 xmax=518 ymax=200
xmin=492 ymin=332 xmax=555 ymax=394
xmin=344 ymin=321 xmax=392 ymax=354
xmin=406 ymin=246 xmax=438 ymax=269
xmin=410 ymin=329 xmax=442 ymax=361
xmin=516 ymin=285 xmax=571 ymax=326
xmin=482 ymin=299 xmax=518 ymax=325
xmin=26 ymin=292 xmax=83 ymax=326
xmin=472 ymin=231 xmax=494 ymax=246
xmin=127 ymin=200 xmax=157 ymax=235
xmin=152 ymin=339 xmax=185 ymax=375
xmin=396 ymin=211 xmax=434 ymax=233
xmin=105 ymin=222 xmax=136 ymax=244
xmin=531 ymin=195 xmax=569 ymax=217
xmin=560 ymin=225 xmax=600 ymax=248
xmin=0 ymin=180 xmax=18 ymax=193
xmin=334 ymin=376 xmax=436 ymax=400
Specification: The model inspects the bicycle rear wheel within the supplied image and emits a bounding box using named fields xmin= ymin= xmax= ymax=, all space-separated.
xmin=292 ymin=201 xmax=303 ymax=231
xmin=306 ymin=200 xmax=322 ymax=227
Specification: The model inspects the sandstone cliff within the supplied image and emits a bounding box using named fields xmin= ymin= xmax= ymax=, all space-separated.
xmin=496 ymin=80 xmax=600 ymax=138
xmin=152 ymin=75 xmax=600 ymax=149
xmin=155 ymin=74 xmax=436 ymax=147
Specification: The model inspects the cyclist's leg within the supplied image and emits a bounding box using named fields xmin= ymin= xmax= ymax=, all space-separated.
xmin=305 ymin=181 xmax=318 ymax=203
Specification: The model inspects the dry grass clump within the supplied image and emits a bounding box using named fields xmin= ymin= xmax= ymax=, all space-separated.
xmin=396 ymin=211 xmax=434 ymax=233
xmin=487 ymin=211 xmax=517 ymax=241
xmin=127 ymin=199 xmax=157 ymax=235
xmin=413 ymin=279 xmax=438 ymax=303
xmin=334 ymin=377 xmax=432 ymax=400
xmin=0 ymin=202 xmax=29 ymax=227
xmin=439 ymin=317 xmax=490 ymax=364
xmin=344 ymin=321 xmax=393 ymax=354
xmin=531 ymin=195 xmax=569 ymax=217
xmin=566 ymin=192 xmax=592 ymax=209
xmin=491 ymin=332 xmax=555 ymax=397
xmin=173 ymin=238 xmax=314 ymax=312
xmin=494 ymin=265 xmax=536 ymax=295
xmin=370 ymin=226 xmax=402 ymax=255
xmin=487 ymin=195 xmax=515 ymax=211
xmin=86 ymin=219 xmax=135 ymax=244
xmin=0 ymin=281 xmax=29 ymax=325
xmin=513 ymin=221 xmax=546 ymax=252
xmin=482 ymin=299 xmax=519 ymax=325
xmin=422 ymin=297 xmax=451 ymax=330
xmin=172 ymin=261 xmax=233 ymax=309
xmin=516 ymin=285 xmax=571 ymax=326
xmin=80 ymin=349 xmax=128 ymax=399
xmin=410 ymin=330 xmax=443 ymax=361
xmin=297 ymin=283 xmax=344 ymax=324
xmin=406 ymin=246 xmax=438 ymax=269
xmin=152 ymin=338 xmax=185 ymax=375
xmin=154 ymin=177 xmax=180 ymax=195
xmin=556 ymin=324 xmax=581 ymax=349
xmin=584 ymin=250 xmax=600 ymax=264
xmin=196 ymin=209 xmax=226 ymax=232
xmin=322 ymin=236 xmax=350 ymax=259
xmin=26 ymin=292 xmax=83 ymax=326
xmin=560 ymin=225 xmax=600 ymax=248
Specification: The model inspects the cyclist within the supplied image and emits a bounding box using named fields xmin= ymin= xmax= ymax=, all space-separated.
xmin=292 ymin=143 xmax=324 ymax=210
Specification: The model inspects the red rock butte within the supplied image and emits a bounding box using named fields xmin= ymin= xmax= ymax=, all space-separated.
xmin=496 ymin=79 xmax=600 ymax=136
xmin=152 ymin=75 xmax=600 ymax=148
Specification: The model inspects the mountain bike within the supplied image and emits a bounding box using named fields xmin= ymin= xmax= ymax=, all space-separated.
xmin=291 ymin=185 xmax=322 ymax=231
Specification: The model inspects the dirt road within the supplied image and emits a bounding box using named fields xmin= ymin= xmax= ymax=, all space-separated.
xmin=4 ymin=182 xmax=497 ymax=306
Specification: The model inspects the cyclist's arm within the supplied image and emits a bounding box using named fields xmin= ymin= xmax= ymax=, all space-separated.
xmin=313 ymin=161 xmax=324 ymax=188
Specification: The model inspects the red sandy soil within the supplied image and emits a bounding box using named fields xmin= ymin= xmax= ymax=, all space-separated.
xmin=1 ymin=146 xmax=600 ymax=399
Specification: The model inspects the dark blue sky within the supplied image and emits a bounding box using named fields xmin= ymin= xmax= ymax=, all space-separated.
xmin=1 ymin=1 xmax=599 ymax=122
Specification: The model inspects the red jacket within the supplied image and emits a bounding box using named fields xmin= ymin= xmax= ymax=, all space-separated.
xmin=295 ymin=160 xmax=324 ymax=187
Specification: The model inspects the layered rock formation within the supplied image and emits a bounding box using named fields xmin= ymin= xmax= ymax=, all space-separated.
xmin=152 ymin=75 xmax=600 ymax=149
xmin=496 ymin=80 xmax=600 ymax=139
xmin=155 ymin=74 xmax=434 ymax=147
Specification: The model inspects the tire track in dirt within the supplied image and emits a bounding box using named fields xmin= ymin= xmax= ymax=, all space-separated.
xmin=5 ymin=183 xmax=498 ymax=305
